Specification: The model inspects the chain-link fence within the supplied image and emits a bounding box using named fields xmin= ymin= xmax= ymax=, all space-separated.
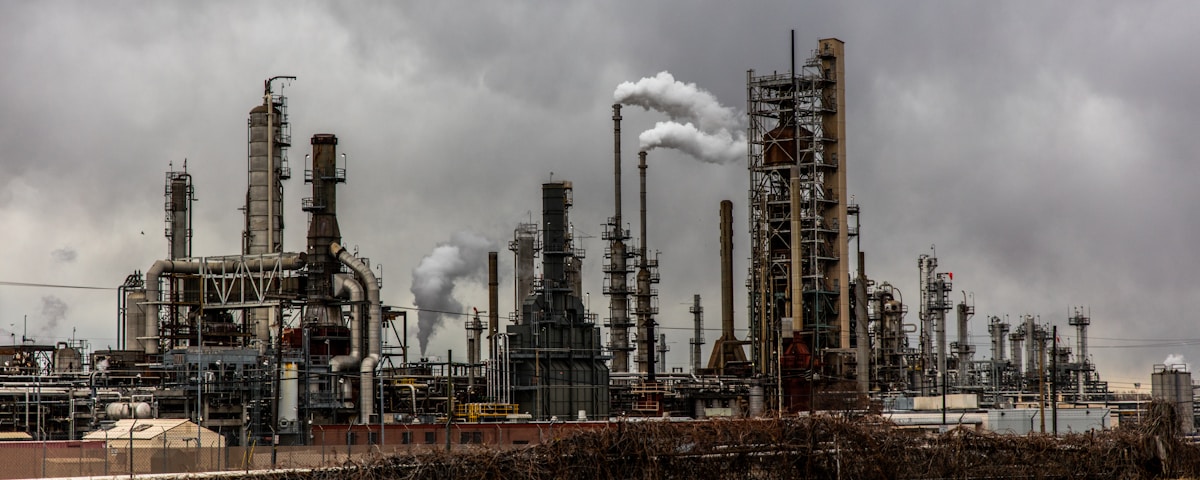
xmin=0 ymin=440 xmax=479 ymax=478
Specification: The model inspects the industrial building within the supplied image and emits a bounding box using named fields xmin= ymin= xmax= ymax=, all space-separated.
xmin=0 ymin=38 xmax=1181 ymax=449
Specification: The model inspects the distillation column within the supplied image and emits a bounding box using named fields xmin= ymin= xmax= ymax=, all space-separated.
xmin=162 ymin=165 xmax=193 ymax=349
xmin=509 ymin=224 xmax=538 ymax=324
xmin=244 ymin=79 xmax=293 ymax=256
xmin=955 ymin=296 xmax=974 ymax=389
xmin=988 ymin=316 xmax=1010 ymax=388
xmin=245 ymin=78 xmax=294 ymax=349
xmin=1068 ymin=308 xmax=1091 ymax=399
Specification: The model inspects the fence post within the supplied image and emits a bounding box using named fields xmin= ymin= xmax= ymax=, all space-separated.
xmin=161 ymin=426 xmax=168 ymax=473
xmin=103 ymin=429 xmax=109 ymax=476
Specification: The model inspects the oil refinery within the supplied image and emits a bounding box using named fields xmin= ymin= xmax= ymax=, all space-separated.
xmin=0 ymin=38 xmax=1182 ymax=449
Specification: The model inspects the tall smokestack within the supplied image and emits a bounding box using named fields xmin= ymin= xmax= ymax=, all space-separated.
xmin=614 ymin=104 xmax=623 ymax=224
xmin=706 ymin=200 xmax=747 ymax=374
xmin=304 ymin=134 xmax=343 ymax=326
xmin=607 ymin=104 xmax=633 ymax=372
xmin=488 ymin=251 xmax=499 ymax=359
xmin=635 ymin=151 xmax=656 ymax=380
xmin=720 ymin=200 xmax=734 ymax=338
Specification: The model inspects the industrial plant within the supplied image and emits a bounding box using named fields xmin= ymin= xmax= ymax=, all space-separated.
xmin=0 ymin=38 xmax=1190 ymax=452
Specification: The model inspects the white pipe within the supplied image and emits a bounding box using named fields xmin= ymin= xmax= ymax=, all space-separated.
xmin=331 ymin=242 xmax=380 ymax=424
xmin=144 ymin=253 xmax=305 ymax=354
xmin=329 ymin=274 xmax=364 ymax=373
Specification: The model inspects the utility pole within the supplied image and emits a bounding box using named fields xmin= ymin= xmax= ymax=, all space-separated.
xmin=445 ymin=349 xmax=453 ymax=452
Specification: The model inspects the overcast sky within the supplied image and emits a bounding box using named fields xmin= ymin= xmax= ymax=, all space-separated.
xmin=1 ymin=1 xmax=1197 ymax=390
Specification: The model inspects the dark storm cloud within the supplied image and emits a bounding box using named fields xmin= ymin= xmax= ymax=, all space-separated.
xmin=0 ymin=1 xmax=1196 ymax=385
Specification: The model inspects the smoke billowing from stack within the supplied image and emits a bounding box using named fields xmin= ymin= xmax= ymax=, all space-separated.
xmin=40 ymin=295 xmax=67 ymax=335
xmin=410 ymin=231 xmax=495 ymax=356
xmin=614 ymin=71 xmax=746 ymax=164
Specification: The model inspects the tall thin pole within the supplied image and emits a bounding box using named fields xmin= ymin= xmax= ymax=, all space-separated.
xmin=1052 ymin=325 xmax=1058 ymax=435
xmin=1038 ymin=330 xmax=1046 ymax=433
xmin=445 ymin=350 xmax=453 ymax=452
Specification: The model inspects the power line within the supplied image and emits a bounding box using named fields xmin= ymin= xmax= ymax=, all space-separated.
xmin=0 ymin=280 xmax=115 ymax=291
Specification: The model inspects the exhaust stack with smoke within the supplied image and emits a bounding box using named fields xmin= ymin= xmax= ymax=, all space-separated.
xmin=410 ymin=231 xmax=494 ymax=356
xmin=614 ymin=71 xmax=746 ymax=164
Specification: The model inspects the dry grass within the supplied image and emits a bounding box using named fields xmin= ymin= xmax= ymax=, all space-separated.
xmin=289 ymin=399 xmax=1198 ymax=480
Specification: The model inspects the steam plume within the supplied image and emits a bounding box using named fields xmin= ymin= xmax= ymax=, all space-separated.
xmin=40 ymin=295 xmax=68 ymax=334
xmin=614 ymin=71 xmax=740 ymax=133
xmin=410 ymin=231 xmax=495 ymax=356
xmin=639 ymin=121 xmax=744 ymax=164
xmin=614 ymin=71 xmax=746 ymax=164
xmin=1164 ymin=353 xmax=1191 ymax=372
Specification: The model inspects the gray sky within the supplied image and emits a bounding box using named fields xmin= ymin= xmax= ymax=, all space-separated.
xmin=1 ymin=1 xmax=1197 ymax=390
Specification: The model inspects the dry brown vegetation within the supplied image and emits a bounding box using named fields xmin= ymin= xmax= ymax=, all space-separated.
xmin=266 ymin=399 xmax=1199 ymax=480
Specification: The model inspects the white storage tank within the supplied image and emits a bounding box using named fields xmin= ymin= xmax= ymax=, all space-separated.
xmin=105 ymin=402 xmax=153 ymax=419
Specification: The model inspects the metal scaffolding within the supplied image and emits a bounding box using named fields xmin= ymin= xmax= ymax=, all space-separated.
xmin=746 ymin=39 xmax=848 ymax=397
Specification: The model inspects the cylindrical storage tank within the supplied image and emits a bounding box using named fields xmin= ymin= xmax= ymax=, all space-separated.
xmin=124 ymin=290 xmax=147 ymax=352
xmin=278 ymin=362 xmax=299 ymax=430
xmin=1151 ymin=368 xmax=1195 ymax=434
xmin=105 ymin=402 xmax=152 ymax=419
xmin=694 ymin=399 xmax=707 ymax=420
xmin=53 ymin=345 xmax=82 ymax=373
xmin=748 ymin=386 xmax=765 ymax=417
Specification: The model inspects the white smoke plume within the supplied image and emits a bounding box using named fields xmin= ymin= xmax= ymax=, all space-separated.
xmin=614 ymin=71 xmax=741 ymax=133
xmin=639 ymin=121 xmax=745 ymax=164
xmin=40 ymin=295 xmax=68 ymax=335
xmin=410 ymin=231 xmax=495 ymax=356
xmin=1164 ymin=353 xmax=1191 ymax=372
xmin=614 ymin=71 xmax=746 ymax=164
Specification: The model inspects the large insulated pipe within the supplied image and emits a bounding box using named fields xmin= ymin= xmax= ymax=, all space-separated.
xmin=488 ymin=252 xmax=499 ymax=359
xmin=144 ymin=253 xmax=305 ymax=354
xmin=329 ymin=274 xmax=364 ymax=374
xmin=331 ymin=242 xmax=381 ymax=424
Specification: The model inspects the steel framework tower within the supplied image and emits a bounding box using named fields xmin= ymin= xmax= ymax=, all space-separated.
xmin=746 ymin=38 xmax=848 ymax=387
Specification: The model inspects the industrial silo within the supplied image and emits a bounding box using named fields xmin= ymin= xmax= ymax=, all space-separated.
xmin=1151 ymin=364 xmax=1195 ymax=434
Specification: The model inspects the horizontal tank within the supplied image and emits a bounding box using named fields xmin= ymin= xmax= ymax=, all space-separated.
xmin=105 ymin=402 xmax=153 ymax=420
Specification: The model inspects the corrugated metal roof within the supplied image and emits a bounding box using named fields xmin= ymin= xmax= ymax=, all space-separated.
xmin=0 ymin=432 xmax=33 ymax=440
